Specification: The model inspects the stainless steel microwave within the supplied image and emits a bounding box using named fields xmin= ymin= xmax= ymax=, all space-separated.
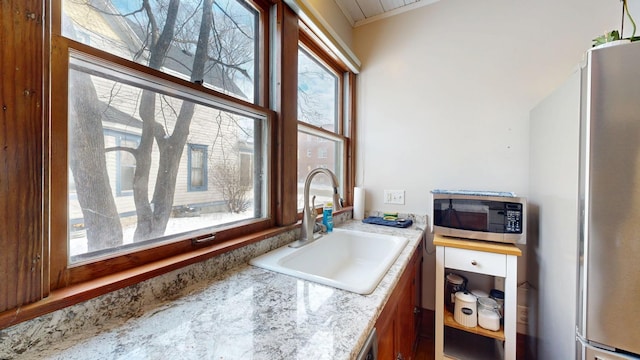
xmin=431 ymin=191 xmax=526 ymax=244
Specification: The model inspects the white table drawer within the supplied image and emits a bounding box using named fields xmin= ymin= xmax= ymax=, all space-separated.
xmin=444 ymin=247 xmax=506 ymax=276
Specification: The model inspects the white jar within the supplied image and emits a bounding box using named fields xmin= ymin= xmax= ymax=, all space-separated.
xmin=470 ymin=289 xmax=489 ymax=300
xmin=453 ymin=291 xmax=477 ymax=328
xmin=478 ymin=309 xmax=501 ymax=331
xmin=477 ymin=297 xmax=501 ymax=331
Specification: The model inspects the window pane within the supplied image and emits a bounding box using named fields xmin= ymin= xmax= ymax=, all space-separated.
xmin=188 ymin=145 xmax=207 ymax=191
xmin=62 ymin=0 xmax=259 ymax=103
xmin=297 ymin=129 xmax=343 ymax=210
xmin=67 ymin=55 xmax=267 ymax=263
xmin=297 ymin=48 xmax=338 ymax=131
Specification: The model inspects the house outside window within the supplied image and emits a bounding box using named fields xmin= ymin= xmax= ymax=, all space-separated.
xmin=188 ymin=144 xmax=208 ymax=192
xmin=103 ymin=131 xmax=141 ymax=197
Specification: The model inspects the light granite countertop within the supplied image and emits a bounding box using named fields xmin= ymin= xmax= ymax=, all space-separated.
xmin=3 ymin=220 xmax=425 ymax=360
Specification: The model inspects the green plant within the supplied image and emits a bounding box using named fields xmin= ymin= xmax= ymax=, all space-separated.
xmin=592 ymin=0 xmax=638 ymax=47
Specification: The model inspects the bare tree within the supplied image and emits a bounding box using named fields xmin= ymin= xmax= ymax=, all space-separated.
xmin=210 ymin=159 xmax=252 ymax=213
xmin=131 ymin=0 xmax=212 ymax=240
xmin=69 ymin=70 xmax=124 ymax=251
xmin=67 ymin=0 xmax=255 ymax=250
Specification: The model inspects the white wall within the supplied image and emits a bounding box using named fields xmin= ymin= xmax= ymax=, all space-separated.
xmin=305 ymin=0 xmax=353 ymax=48
xmin=351 ymin=0 xmax=626 ymax=310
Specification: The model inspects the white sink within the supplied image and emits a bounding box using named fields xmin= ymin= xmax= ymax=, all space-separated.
xmin=249 ymin=228 xmax=408 ymax=294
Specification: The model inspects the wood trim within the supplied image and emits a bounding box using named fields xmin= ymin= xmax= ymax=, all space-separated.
xmin=56 ymin=219 xmax=274 ymax=288
xmin=0 ymin=223 xmax=298 ymax=330
xmin=298 ymin=29 xmax=348 ymax=74
xmin=49 ymin=34 xmax=71 ymax=292
xmin=346 ymin=72 xmax=357 ymax=205
xmin=273 ymin=2 xmax=299 ymax=226
xmin=0 ymin=0 xmax=45 ymax=313
xmin=256 ymin=0 xmax=270 ymax=108
xmin=43 ymin=0 xmax=53 ymax=299
xmin=56 ymin=37 xmax=268 ymax=117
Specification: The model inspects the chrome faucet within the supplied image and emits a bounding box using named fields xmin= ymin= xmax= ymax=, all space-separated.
xmin=292 ymin=168 xmax=343 ymax=248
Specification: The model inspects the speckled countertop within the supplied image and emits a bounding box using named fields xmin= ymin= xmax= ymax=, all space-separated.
xmin=1 ymin=220 xmax=424 ymax=360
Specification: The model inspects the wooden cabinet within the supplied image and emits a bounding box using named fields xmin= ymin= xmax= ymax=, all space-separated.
xmin=434 ymin=235 xmax=521 ymax=360
xmin=376 ymin=243 xmax=423 ymax=360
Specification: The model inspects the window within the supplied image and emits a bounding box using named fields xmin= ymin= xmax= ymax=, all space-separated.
xmin=62 ymin=0 xmax=259 ymax=104
xmin=188 ymin=144 xmax=208 ymax=192
xmin=0 ymin=0 xmax=359 ymax=323
xmin=103 ymin=131 xmax=141 ymax=196
xmin=297 ymin=41 xmax=348 ymax=210
xmin=52 ymin=0 xmax=272 ymax=283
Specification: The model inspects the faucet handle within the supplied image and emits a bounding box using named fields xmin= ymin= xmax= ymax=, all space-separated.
xmin=314 ymin=222 xmax=327 ymax=234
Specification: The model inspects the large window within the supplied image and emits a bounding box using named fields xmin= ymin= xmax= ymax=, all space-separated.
xmin=53 ymin=0 xmax=270 ymax=280
xmin=0 ymin=0 xmax=360 ymax=322
xmin=297 ymin=43 xmax=347 ymax=209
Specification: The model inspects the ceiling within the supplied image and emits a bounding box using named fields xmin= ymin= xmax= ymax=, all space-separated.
xmin=334 ymin=0 xmax=439 ymax=27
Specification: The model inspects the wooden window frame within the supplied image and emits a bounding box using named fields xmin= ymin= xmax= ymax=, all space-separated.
xmin=48 ymin=0 xmax=275 ymax=290
xmin=295 ymin=28 xmax=355 ymax=213
xmin=0 ymin=0 xmax=357 ymax=330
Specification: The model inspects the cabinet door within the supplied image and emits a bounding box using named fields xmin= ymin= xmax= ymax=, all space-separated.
xmin=375 ymin=244 xmax=423 ymax=360
xmin=396 ymin=274 xmax=415 ymax=360
xmin=376 ymin=302 xmax=396 ymax=360
xmin=397 ymin=244 xmax=422 ymax=360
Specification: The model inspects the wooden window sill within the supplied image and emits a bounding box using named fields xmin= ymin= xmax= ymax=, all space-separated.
xmin=0 ymin=207 xmax=352 ymax=330
xmin=0 ymin=223 xmax=299 ymax=330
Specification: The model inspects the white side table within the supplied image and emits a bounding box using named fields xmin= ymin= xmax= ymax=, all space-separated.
xmin=434 ymin=234 xmax=521 ymax=359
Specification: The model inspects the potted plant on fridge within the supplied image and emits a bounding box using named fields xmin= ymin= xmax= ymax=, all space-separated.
xmin=593 ymin=0 xmax=638 ymax=48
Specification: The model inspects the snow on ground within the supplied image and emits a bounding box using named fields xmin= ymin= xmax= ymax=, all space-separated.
xmin=69 ymin=210 xmax=253 ymax=257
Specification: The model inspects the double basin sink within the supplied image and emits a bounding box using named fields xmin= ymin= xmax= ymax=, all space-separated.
xmin=250 ymin=228 xmax=408 ymax=295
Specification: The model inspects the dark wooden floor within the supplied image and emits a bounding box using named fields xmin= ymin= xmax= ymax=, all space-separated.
xmin=413 ymin=310 xmax=528 ymax=360
xmin=414 ymin=309 xmax=436 ymax=360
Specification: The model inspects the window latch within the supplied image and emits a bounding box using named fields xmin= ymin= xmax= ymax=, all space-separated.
xmin=193 ymin=233 xmax=216 ymax=244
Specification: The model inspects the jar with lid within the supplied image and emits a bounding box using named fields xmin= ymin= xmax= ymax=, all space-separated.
xmin=445 ymin=273 xmax=467 ymax=313
xmin=477 ymin=297 xmax=501 ymax=331
xmin=490 ymin=289 xmax=505 ymax=318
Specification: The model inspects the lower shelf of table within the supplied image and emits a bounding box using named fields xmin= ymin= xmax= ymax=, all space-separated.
xmin=443 ymin=307 xmax=505 ymax=341
xmin=444 ymin=327 xmax=504 ymax=360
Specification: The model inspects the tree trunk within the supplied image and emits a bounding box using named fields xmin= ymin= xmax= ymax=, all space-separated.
xmin=133 ymin=0 xmax=213 ymax=241
xmin=69 ymin=71 xmax=123 ymax=251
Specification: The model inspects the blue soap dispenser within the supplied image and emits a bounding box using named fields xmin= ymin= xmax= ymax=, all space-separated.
xmin=323 ymin=202 xmax=334 ymax=232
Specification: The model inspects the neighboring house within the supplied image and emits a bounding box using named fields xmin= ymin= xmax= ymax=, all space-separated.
xmin=64 ymin=0 xmax=254 ymax=227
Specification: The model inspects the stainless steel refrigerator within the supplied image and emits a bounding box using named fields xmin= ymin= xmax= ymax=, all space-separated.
xmin=577 ymin=41 xmax=640 ymax=359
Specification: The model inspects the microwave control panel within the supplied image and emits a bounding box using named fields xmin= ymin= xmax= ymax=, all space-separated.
xmin=505 ymin=204 xmax=523 ymax=233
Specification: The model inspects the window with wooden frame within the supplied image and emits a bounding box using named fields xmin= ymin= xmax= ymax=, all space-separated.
xmin=296 ymin=30 xmax=353 ymax=211
xmin=50 ymin=0 xmax=273 ymax=287
xmin=0 ymin=0 xmax=358 ymax=327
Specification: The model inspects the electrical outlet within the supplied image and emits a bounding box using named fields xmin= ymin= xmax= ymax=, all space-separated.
xmin=384 ymin=190 xmax=405 ymax=205
xmin=517 ymin=305 xmax=528 ymax=325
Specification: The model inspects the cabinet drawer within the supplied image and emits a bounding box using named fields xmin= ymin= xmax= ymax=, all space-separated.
xmin=444 ymin=247 xmax=506 ymax=276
